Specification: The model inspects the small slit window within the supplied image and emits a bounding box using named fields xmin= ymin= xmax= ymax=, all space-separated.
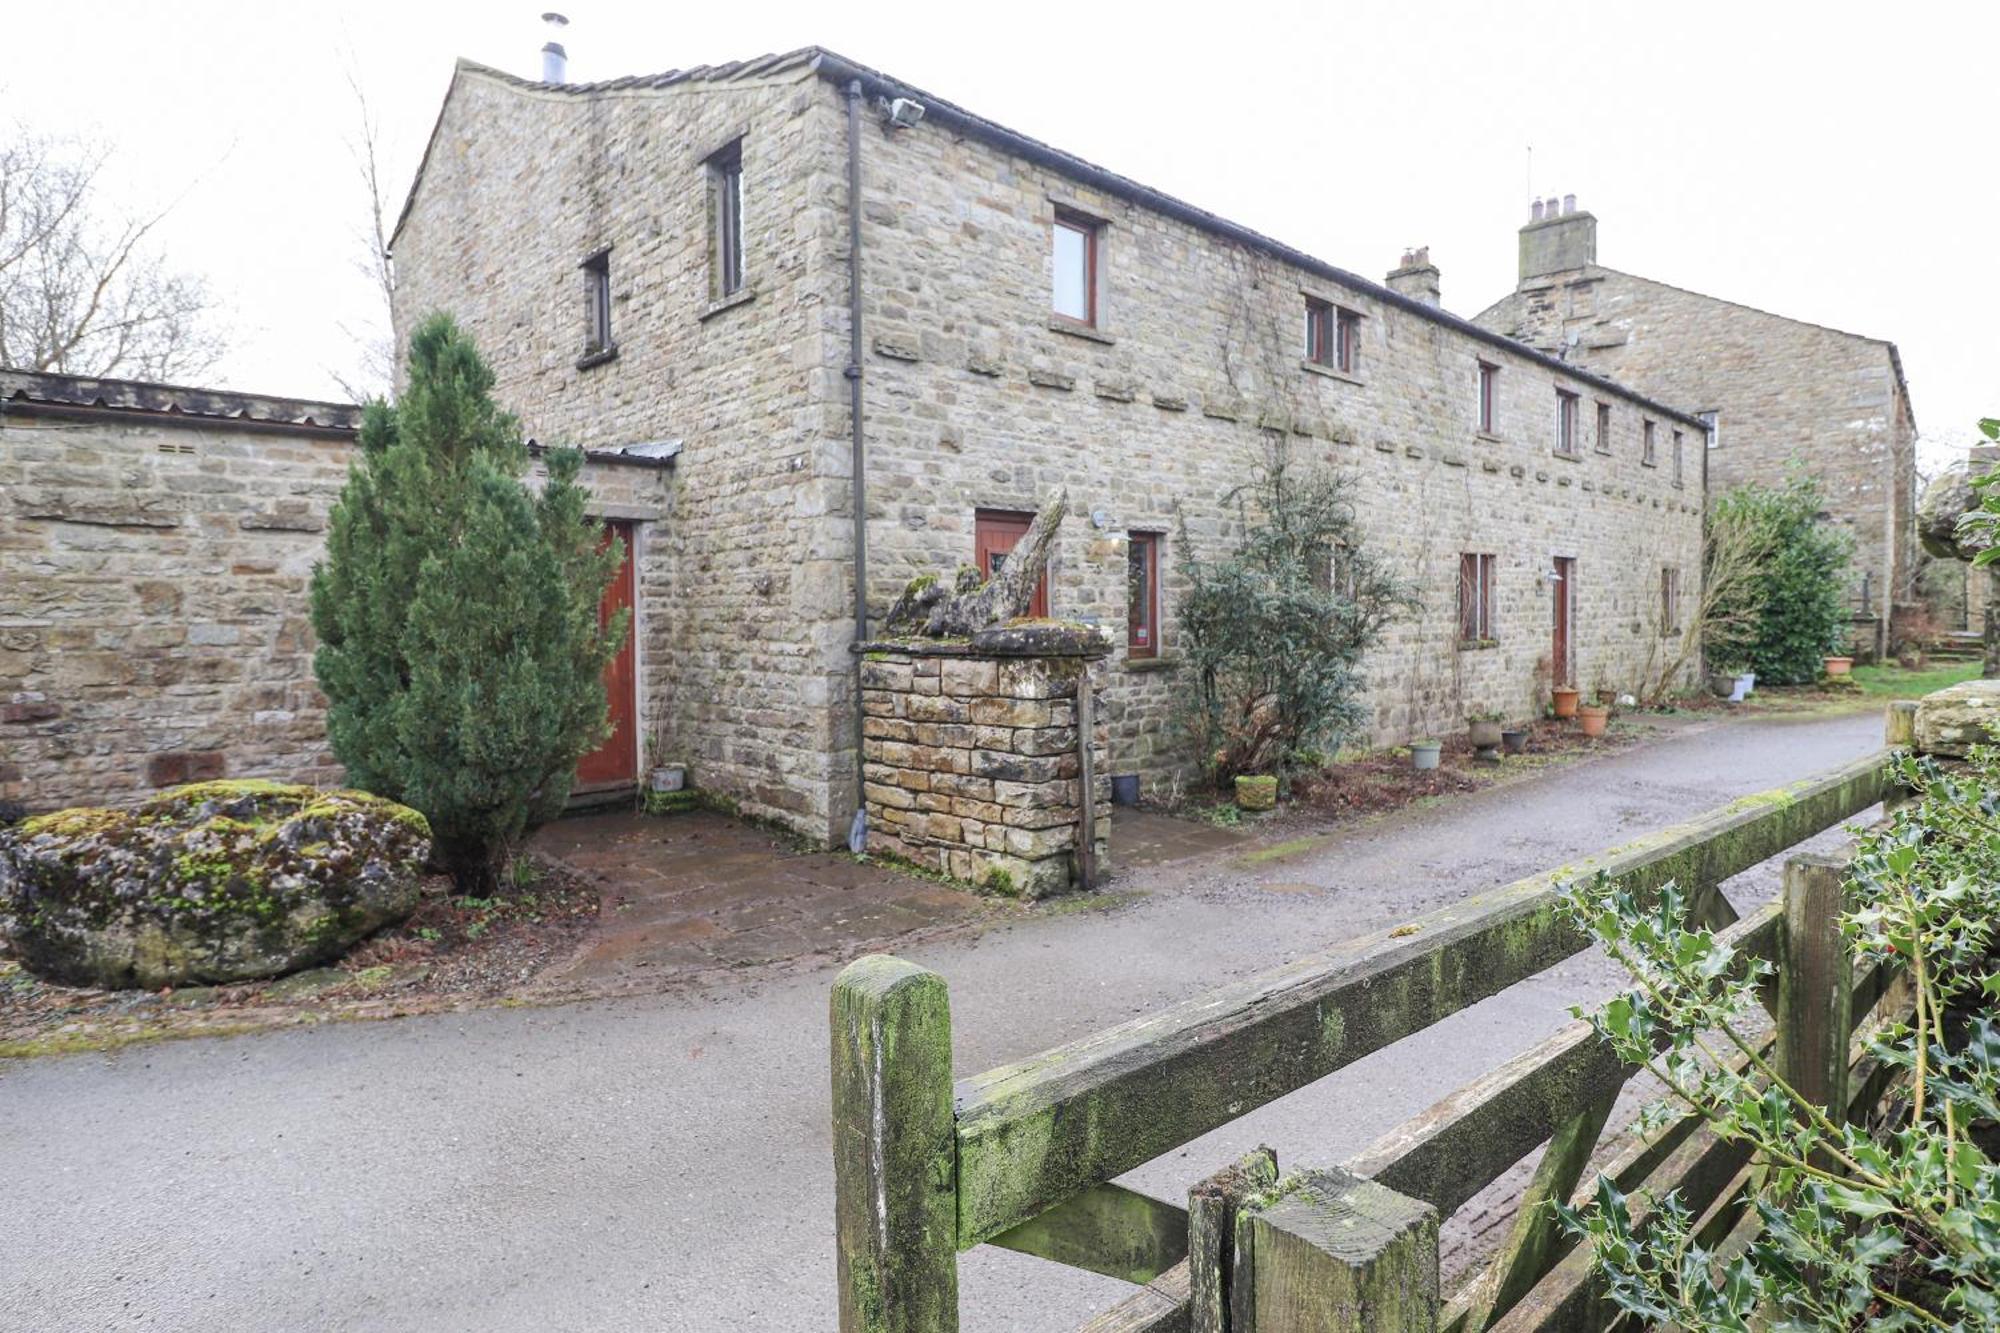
xmin=1127 ymin=532 xmax=1160 ymax=658
xmin=1661 ymin=566 xmax=1682 ymax=635
xmin=708 ymin=141 xmax=745 ymax=300
xmin=1335 ymin=307 xmax=1361 ymax=375
xmin=1052 ymin=210 xmax=1098 ymax=326
xmin=1642 ymin=418 xmax=1657 ymax=467
xmin=582 ymin=248 xmax=612 ymax=357
xmin=1477 ymin=362 xmax=1498 ymax=434
xmin=1672 ymin=430 xmax=1685 ymax=487
xmin=1555 ymin=390 xmax=1580 ymax=456
xmin=1458 ymin=552 xmax=1497 ymax=643
xmin=1594 ymin=402 xmax=1612 ymax=454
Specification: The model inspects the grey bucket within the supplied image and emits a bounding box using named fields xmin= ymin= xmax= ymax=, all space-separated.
xmin=1110 ymin=774 xmax=1141 ymax=806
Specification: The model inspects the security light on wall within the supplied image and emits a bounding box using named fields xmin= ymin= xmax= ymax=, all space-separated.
xmin=881 ymin=97 xmax=926 ymax=130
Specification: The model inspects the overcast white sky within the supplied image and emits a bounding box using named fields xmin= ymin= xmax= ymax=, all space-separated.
xmin=10 ymin=1 xmax=1996 ymax=466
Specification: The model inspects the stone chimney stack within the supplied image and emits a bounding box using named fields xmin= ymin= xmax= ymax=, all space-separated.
xmin=1386 ymin=246 xmax=1442 ymax=307
xmin=1519 ymin=193 xmax=1596 ymax=281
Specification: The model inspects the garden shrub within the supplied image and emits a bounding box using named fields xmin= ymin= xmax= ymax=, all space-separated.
xmin=311 ymin=314 xmax=625 ymax=893
xmin=1707 ymin=473 xmax=1853 ymax=684
xmin=1175 ymin=449 xmax=1414 ymax=786
xmin=1557 ymin=747 xmax=2000 ymax=1328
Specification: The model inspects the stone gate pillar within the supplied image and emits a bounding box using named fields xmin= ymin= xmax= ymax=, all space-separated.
xmin=856 ymin=624 xmax=1110 ymax=898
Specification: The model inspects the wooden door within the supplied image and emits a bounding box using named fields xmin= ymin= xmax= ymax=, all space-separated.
xmin=576 ymin=521 xmax=638 ymax=789
xmin=1551 ymin=556 xmax=1577 ymax=687
xmin=974 ymin=509 xmax=1050 ymax=617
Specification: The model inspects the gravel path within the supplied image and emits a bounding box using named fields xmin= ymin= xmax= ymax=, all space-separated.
xmin=0 ymin=709 xmax=1883 ymax=1331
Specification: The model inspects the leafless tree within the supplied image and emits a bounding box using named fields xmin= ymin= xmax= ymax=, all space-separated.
xmin=0 ymin=127 xmax=224 ymax=381
xmin=327 ymin=65 xmax=398 ymax=402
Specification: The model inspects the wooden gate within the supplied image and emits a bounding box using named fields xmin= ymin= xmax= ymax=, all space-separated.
xmin=831 ymin=704 xmax=1922 ymax=1331
xmin=575 ymin=520 xmax=638 ymax=790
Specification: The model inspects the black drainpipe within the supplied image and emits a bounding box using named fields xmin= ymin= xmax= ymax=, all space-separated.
xmin=845 ymin=78 xmax=870 ymax=853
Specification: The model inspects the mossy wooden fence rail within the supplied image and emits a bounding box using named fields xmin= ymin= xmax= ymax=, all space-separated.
xmin=831 ymin=704 xmax=1918 ymax=1331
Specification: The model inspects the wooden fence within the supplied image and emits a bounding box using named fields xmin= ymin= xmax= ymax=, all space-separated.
xmin=831 ymin=703 xmax=1920 ymax=1331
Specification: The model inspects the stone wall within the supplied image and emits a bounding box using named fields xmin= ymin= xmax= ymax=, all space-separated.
xmin=858 ymin=645 xmax=1110 ymax=898
xmin=1475 ymin=213 xmax=1917 ymax=657
xmin=0 ymin=384 xmax=672 ymax=813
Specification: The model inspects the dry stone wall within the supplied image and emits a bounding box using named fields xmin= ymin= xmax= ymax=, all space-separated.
xmin=0 ymin=401 xmax=671 ymax=814
xmin=859 ymin=646 xmax=1110 ymax=898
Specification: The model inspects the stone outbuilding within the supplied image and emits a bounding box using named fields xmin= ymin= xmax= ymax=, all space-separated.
xmin=386 ymin=47 xmax=1708 ymax=848
xmin=1474 ymin=199 xmax=1917 ymax=659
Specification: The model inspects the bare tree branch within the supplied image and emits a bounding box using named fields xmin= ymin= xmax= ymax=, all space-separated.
xmin=0 ymin=123 xmax=225 ymax=381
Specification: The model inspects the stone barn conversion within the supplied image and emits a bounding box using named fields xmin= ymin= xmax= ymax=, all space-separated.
xmin=1475 ymin=199 xmax=1917 ymax=659
xmin=385 ymin=46 xmax=1707 ymax=847
xmin=4 ymin=50 xmax=1713 ymax=855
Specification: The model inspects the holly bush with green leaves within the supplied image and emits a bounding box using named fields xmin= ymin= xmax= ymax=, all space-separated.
xmin=1554 ymin=747 xmax=2000 ymax=1330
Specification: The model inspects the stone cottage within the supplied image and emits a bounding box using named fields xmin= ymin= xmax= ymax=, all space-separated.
xmin=385 ymin=47 xmax=1708 ymax=846
xmin=1475 ymin=199 xmax=1917 ymax=658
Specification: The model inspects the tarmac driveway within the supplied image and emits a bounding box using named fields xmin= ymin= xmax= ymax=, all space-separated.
xmin=0 ymin=709 xmax=1885 ymax=1331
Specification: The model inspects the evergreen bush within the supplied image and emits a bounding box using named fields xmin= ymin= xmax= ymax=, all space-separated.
xmin=310 ymin=314 xmax=625 ymax=892
xmin=1707 ymin=474 xmax=1853 ymax=684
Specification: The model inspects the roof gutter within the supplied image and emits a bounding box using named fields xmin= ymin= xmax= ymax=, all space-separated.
xmin=809 ymin=50 xmax=1711 ymax=433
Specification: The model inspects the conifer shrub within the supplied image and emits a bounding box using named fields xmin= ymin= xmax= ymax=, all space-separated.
xmin=1706 ymin=474 xmax=1853 ymax=684
xmin=310 ymin=314 xmax=625 ymax=892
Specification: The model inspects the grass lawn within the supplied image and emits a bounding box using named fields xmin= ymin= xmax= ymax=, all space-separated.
xmin=1849 ymin=660 xmax=1981 ymax=699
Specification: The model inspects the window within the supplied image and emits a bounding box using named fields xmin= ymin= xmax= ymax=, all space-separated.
xmin=974 ymin=509 xmax=1050 ymax=617
xmin=1127 ymin=532 xmax=1160 ymax=658
xmin=1660 ymin=566 xmax=1682 ymax=635
xmin=708 ymin=141 xmax=745 ymax=300
xmin=1305 ymin=298 xmax=1335 ymax=367
xmin=1698 ymin=409 xmax=1719 ymax=449
xmin=1458 ymin=552 xmax=1497 ymax=643
xmin=1335 ymin=306 xmax=1361 ymax=375
xmin=1555 ymin=389 xmax=1580 ymax=456
xmin=1594 ymin=402 xmax=1612 ymax=454
xmin=1672 ymin=430 xmax=1685 ymax=487
xmin=1052 ymin=210 xmax=1098 ymax=326
xmin=1476 ymin=362 xmax=1498 ymax=434
xmin=581 ymin=249 xmax=612 ymax=356
xmin=1641 ymin=418 xmax=1657 ymax=467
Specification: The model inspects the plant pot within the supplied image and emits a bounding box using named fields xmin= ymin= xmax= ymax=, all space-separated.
xmin=648 ymin=765 xmax=685 ymax=793
xmin=1110 ymin=774 xmax=1141 ymax=806
xmin=1822 ymin=655 xmax=1853 ymax=678
xmin=1576 ymin=704 xmax=1609 ymax=738
xmin=1551 ymin=687 xmax=1580 ymax=719
xmin=1500 ymin=728 xmax=1529 ymax=755
xmin=1594 ymin=689 xmax=1616 ymax=707
xmin=1709 ymin=671 xmax=1737 ymax=699
xmin=1467 ymin=720 xmax=1503 ymax=750
xmin=1410 ymin=741 xmax=1442 ymax=771
xmin=1737 ymin=672 xmax=1756 ymax=700
xmin=1234 ymin=775 xmax=1277 ymax=812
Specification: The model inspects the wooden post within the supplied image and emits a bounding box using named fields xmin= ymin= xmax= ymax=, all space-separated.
xmin=1189 ymin=1146 xmax=1279 ymax=1333
xmin=1776 ymin=854 xmax=1854 ymax=1124
xmin=1076 ymin=670 xmax=1098 ymax=891
xmin=1232 ymin=1167 xmax=1437 ymax=1332
xmin=1884 ymin=700 xmax=1920 ymax=816
xmin=831 ymin=955 xmax=958 ymax=1332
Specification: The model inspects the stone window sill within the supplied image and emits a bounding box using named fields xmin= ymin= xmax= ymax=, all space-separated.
xmin=1550 ymin=448 xmax=1583 ymax=463
xmin=1122 ymin=654 xmax=1180 ymax=672
xmin=700 ymin=288 xmax=757 ymax=322
xmin=1474 ymin=430 xmax=1504 ymax=445
xmin=1300 ymin=360 xmax=1363 ymax=387
xmin=576 ymin=345 xmax=620 ymax=371
xmin=1457 ymin=638 xmax=1501 ymax=652
xmin=1641 ymin=458 xmax=1658 ymax=469
xmin=1049 ymin=317 xmax=1116 ymax=345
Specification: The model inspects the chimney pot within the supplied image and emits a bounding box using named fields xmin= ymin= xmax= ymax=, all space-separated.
xmin=1563 ymin=193 xmax=1576 ymax=215
xmin=1530 ymin=199 xmax=1544 ymax=222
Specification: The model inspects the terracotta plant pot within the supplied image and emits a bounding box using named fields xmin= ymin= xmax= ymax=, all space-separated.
xmin=1410 ymin=741 xmax=1442 ymax=771
xmin=1551 ymin=686 xmax=1580 ymax=719
xmin=1576 ymin=704 xmax=1609 ymax=738
xmin=1467 ymin=720 xmax=1503 ymax=750
xmin=1234 ymin=775 xmax=1277 ymax=812
xmin=1500 ymin=728 xmax=1529 ymax=755
xmin=1823 ymin=655 xmax=1854 ymax=678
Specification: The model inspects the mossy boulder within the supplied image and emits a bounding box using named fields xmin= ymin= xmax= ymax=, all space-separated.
xmin=1914 ymin=678 xmax=2000 ymax=758
xmin=0 ymin=780 xmax=429 ymax=989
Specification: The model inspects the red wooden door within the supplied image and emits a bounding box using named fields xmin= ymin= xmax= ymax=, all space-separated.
xmin=576 ymin=521 xmax=638 ymax=788
xmin=974 ymin=509 xmax=1050 ymax=617
xmin=1551 ymin=556 xmax=1577 ymax=688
